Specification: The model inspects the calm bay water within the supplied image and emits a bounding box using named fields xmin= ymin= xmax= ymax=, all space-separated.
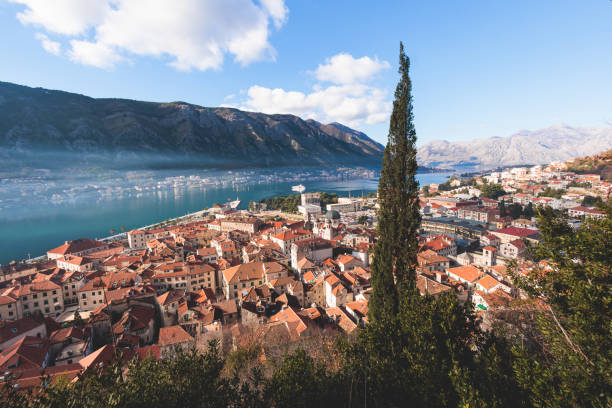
xmin=0 ymin=172 xmax=450 ymax=264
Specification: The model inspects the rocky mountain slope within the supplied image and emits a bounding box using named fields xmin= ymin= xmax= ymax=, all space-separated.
xmin=0 ymin=81 xmax=384 ymax=169
xmin=417 ymin=125 xmax=612 ymax=170
xmin=566 ymin=148 xmax=612 ymax=180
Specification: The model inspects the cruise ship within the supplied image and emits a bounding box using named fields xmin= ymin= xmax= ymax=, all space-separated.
xmin=292 ymin=184 xmax=306 ymax=193
xmin=226 ymin=197 xmax=241 ymax=209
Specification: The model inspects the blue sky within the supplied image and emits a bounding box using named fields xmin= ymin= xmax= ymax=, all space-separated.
xmin=0 ymin=0 xmax=610 ymax=145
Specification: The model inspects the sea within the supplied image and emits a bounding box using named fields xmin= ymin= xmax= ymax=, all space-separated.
xmin=0 ymin=171 xmax=450 ymax=264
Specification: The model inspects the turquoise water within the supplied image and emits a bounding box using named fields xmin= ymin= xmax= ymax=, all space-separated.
xmin=0 ymin=172 xmax=449 ymax=264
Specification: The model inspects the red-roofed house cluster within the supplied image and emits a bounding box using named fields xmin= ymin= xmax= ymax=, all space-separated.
xmin=1 ymin=160 xmax=607 ymax=390
xmin=0 ymin=207 xmax=381 ymax=389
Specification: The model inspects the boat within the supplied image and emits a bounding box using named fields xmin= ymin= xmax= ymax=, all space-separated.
xmin=227 ymin=197 xmax=241 ymax=209
xmin=292 ymin=184 xmax=306 ymax=193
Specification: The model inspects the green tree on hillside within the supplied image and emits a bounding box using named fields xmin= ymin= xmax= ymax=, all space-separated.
xmin=582 ymin=195 xmax=603 ymax=206
xmin=523 ymin=202 xmax=535 ymax=219
xmin=480 ymin=183 xmax=506 ymax=199
xmin=510 ymin=203 xmax=612 ymax=407
xmin=498 ymin=199 xmax=507 ymax=217
xmin=342 ymin=43 xmax=525 ymax=407
xmin=368 ymin=42 xmax=421 ymax=322
xmin=538 ymin=187 xmax=565 ymax=199
xmin=318 ymin=192 xmax=339 ymax=209
xmin=72 ymin=310 xmax=84 ymax=327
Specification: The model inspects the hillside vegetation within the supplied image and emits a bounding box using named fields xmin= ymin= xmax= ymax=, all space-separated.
xmin=566 ymin=148 xmax=612 ymax=180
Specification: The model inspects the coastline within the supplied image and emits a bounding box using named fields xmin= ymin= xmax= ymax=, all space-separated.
xmin=2 ymin=171 xmax=451 ymax=265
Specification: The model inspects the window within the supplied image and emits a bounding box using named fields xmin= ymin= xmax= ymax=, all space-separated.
xmin=52 ymin=290 xmax=57 ymax=295
xmin=9 ymin=311 xmax=13 ymax=316
xmin=24 ymin=304 xmax=29 ymax=310
xmin=251 ymin=282 xmax=254 ymax=286
xmin=33 ymin=294 xmax=38 ymax=299
xmin=45 ymin=308 xmax=50 ymax=313
xmin=53 ymin=297 xmax=58 ymax=303
xmin=34 ymin=302 xmax=39 ymax=307
xmin=82 ymin=294 xmax=86 ymax=299
xmin=72 ymin=284 xmax=75 ymax=289
xmin=44 ymin=300 xmax=49 ymax=305
xmin=43 ymin=292 xmax=48 ymax=297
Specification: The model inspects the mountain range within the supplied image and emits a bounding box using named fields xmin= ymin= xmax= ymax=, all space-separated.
xmin=417 ymin=125 xmax=612 ymax=170
xmin=2 ymin=81 xmax=611 ymax=172
xmin=0 ymin=81 xmax=383 ymax=170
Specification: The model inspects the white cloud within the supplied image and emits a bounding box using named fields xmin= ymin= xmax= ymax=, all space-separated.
xmin=68 ymin=40 xmax=124 ymax=69
xmin=260 ymin=0 xmax=289 ymax=28
xmin=10 ymin=0 xmax=287 ymax=71
xmin=11 ymin=0 xmax=109 ymax=35
xmin=35 ymin=33 xmax=61 ymax=55
xmin=314 ymin=53 xmax=390 ymax=84
xmin=229 ymin=53 xmax=392 ymax=128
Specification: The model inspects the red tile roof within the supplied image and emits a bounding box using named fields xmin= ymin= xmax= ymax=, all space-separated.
xmin=48 ymin=238 xmax=107 ymax=256
xmin=447 ymin=266 xmax=481 ymax=282
xmin=78 ymin=344 xmax=116 ymax=372
xmin=158 ymin=326 xmax=194 ymax=347
xmin=157 ymin=289 xmax=185 ymax=306
xmin=0 ymin=317 xmax=44 ymax=344
xmin=223 ymin=261 xmax=264 ymax=284
xmin=0 ymin=336 xmax=49 ymax=371
xmin=493 ymin=226 xmax=538 ymax=237
xmin=476 ymin=275 xmax=501 ymax=291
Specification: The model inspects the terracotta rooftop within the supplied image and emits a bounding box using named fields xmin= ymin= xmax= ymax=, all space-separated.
xmin=47 ymin=238 xmax=107 ymax=256
xmin=158 ymin=325 xmax=194 ymax=347
xmin=475 ymin=275 xmax=501 ymax=291
xmin=446 ymin=265 xmax=481 ymax=283
xmin=493 ymin=226 xmax=539 ymax=237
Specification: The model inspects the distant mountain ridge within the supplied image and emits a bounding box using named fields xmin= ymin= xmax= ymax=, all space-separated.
xmin=0 ymin=81 xmax=384 ymax=170
xmin=417 ymin=125 xmax=612 ymax=170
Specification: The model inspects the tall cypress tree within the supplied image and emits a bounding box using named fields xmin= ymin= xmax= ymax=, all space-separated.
xmin=369 ymin=42 xmax=421 ymax=322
